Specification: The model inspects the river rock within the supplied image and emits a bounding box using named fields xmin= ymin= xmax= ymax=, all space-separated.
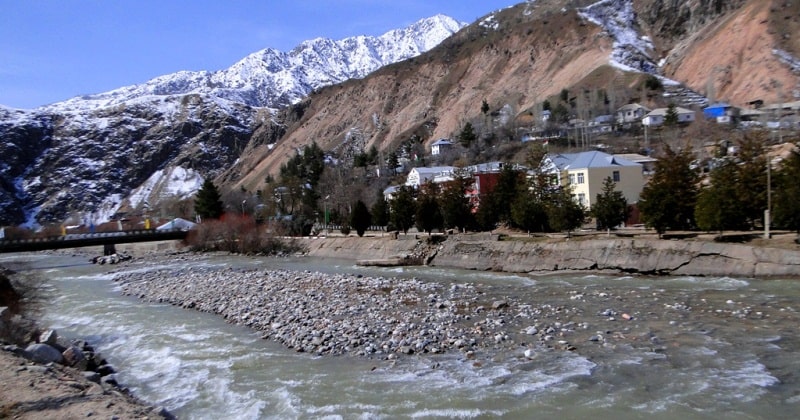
xmin=62 ymin=345 xmax=87 ymax=369
xmin=83 ymin=371 xmax=101 ymax=383
xmin=39 ymin=329 xmax=58 ymax=345
xmin=25 ymin=343 xmax=64 ymax=364
xmin=492 ymin=300 xmax=508 ymax=310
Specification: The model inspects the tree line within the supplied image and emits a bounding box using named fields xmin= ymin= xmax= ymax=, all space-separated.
xmin=194 ymin=134 xmax=800 ymax=240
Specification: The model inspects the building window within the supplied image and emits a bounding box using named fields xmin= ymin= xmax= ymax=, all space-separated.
xmin=577 ymin=193 xmax=586 ymax=205
xmin=613 ymin=171 xmax=620 ymax=182
xmin=568 ymin=174 xmax=575 ymax=184
xmin=577 ymin=173 xmax=585 ymax=184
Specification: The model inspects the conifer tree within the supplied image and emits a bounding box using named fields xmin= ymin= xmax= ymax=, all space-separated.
xmin=773 ymin=150 xmax=800 ymax=233
xmin=734 ymin=134 xmax=767 ymax=228
xmin=639 ymin=146 xmax=699 ymax=237
xmin=370 ymin=192 xmax=389 ymax=228
xmin=415 ymin=182 xmax=443 ymax=235
xmin=593 ymin=177 xmax=628 ymax=232
xmin=547 ymin=186 xmax=585 ymax=237
xmin=438 ymin=169 xmax=474 ymax=232
xmin=390 ymin=186 xmax=416 ymax=234
xmin=350 ymin=200 xmax=372 ymax=237
xmin=194 ymin=179 xmax=224 ymax=220
xmin=695 ymin=160 xmax=747 ymax=234
xmin=458 ymin=122 xmax=477 ymax=147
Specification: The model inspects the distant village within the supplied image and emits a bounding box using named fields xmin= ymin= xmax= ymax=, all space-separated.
xmin=384 ymin=99 xmax=800 ymax=227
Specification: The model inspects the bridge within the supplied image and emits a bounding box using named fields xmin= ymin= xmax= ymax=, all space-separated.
xmin=0 ymin=229 xmax=189 ymax=254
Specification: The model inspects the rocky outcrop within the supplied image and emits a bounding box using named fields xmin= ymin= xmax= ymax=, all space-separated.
xmin=304 ymin=235 xmax=800 ymax=277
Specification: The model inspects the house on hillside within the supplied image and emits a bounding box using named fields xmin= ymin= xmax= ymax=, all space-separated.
xmin=430 ymin=139 xmax=454 ymax=156
xmin=642 ymin=106 xmax=696 ymax=126
xmin=383 ymin=185 xmax=401 ymax=201
xmin=615 ymin=103 xmax=650 ymax=125
xmin=703 ymin=102 xmax=740 ymax=124
xmin=405 ymin=166 xmax=455 ymax=187
xmin=543 ymin=151 xmax=644 ymax=209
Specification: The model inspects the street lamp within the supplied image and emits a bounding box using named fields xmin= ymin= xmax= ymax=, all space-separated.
xmin=241 ymin=199 xmax=247 ymax=216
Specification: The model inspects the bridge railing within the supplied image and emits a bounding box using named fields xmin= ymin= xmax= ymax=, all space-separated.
xmin=0 ymin=228 xmax=189 ymax=253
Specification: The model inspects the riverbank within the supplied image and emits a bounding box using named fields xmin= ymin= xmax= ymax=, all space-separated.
xmin=303 ymin=233 xmax=800 ymax=277
xmin=1 ymin=268 xmax=172 ymax=419
xmin=0 ymin=349 xmax=172 ymax=419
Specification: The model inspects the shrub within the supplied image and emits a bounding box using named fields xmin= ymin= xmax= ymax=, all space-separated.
xmin=185 ymin=215 xmax=305 ymax=255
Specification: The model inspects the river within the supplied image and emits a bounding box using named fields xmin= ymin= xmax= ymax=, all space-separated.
xmin=2 ymin=252 xmax=799 ymax=419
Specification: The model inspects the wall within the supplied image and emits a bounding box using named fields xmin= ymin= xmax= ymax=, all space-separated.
xmin=303 ymin=235 xmax=800 ymax=278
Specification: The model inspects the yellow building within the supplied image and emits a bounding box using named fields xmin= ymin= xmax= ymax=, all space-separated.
xmin=544 ymin=151 xmax=644 ymax=209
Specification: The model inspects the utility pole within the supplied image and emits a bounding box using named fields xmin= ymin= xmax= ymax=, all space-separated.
xmin=765 ymin=82 xmax=783 ymax=239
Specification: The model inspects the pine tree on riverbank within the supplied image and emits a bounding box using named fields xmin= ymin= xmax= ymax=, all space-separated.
xmin=194 ymin=179 xmax=224 ymax=220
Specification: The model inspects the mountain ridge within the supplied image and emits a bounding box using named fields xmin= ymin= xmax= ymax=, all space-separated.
xmin=0 ymin=14 xmax=466 ymax=225
xmin=1 ymin=0 xmax=799 ymax=228
xmin=35 ymin=14 xmax=465 ymax=114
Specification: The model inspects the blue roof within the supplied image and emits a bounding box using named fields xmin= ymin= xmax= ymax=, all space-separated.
xmin=431 ymin=138 xmax=454 ymax=146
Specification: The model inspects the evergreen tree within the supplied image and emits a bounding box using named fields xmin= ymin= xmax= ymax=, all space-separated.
xmin=593 ymin=177 xmax=628 ymax=232
xmin=664 ymin=103 xmax=679 ymax=127
xmin=695 ymin=160 xmax=746 ymax=233
xmin=492 ymin=163 xmax=524 ymax=224
xmin=458 ymin=122 xmax=477 ymax=147
xmin=644 ymin=75 xmax=663 ymax=91
xmin=387 ymin=152 xmax=399 ymax=174
xmin=547 ymin=186 xmax=585 ymax=237
xmin=639 ymin=146 xmax=699 ymax=237
xmin=390 ymin=186 xmax=416 ymax=234
xmin=439 ymin=169 xmax=474 ymax=232
xmin=511 ymin=189 xmax=549 ymax=232
xmin=415 ymin=182 xmax=443 ymax=234
xmin=350 ymin=200 xmax=372 ymax=237
xmin=194 ymin=179 xmax=224 ymax=220
xmin=734 ymin=134 xmax=767 ymax=228
xmin=481 ymin=99 xmax=490 ymax=115
xmin=370 ymin=193 xmax=390 ymax=228
xmin=511 ymin=143 xmax=554 ymax=233
xmin=773 ymin=150 xmax=800 ymax=233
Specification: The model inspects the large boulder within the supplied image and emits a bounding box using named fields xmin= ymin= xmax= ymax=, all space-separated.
xmin=25 ymin=343 xmax=64 ymax=364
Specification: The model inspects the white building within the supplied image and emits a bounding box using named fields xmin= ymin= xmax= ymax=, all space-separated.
xmin=642 ymin=106 xmax=696 ymax=126
xmin=430 ymin=139 xmax=454 ymax=156
xmin=405 ymin=166 xmax=455 ymax=187
xmin=615 ymin=103 xmax=650 ymax=125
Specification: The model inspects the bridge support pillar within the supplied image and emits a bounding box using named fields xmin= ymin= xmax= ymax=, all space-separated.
xmin=103 ymin=243 xmax=117 ymax=256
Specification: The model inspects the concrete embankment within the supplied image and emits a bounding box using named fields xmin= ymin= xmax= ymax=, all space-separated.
xmin=303 ymin=235 xmax=800 ymax=277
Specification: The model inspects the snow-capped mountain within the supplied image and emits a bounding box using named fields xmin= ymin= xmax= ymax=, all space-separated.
xmin=42 ymin=15 xmax=464 ymax=113
xmin=0 ymin=15 xmax=465 ymax=226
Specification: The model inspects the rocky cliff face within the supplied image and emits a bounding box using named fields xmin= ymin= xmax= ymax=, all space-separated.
xmin=1 ymin=97 xmax=256 ymax=224
xmin=231 ymin=0 xmax=800 ymax=192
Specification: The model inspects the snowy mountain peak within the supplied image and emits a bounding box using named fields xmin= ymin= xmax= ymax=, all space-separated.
xmin=41 ymin=15 xmax=466 ymax=114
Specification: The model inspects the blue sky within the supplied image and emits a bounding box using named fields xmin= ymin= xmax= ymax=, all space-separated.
xmin=0 ymin=0 xmax=515 ymax=109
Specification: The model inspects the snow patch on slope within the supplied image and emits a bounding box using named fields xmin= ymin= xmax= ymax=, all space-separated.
xmin=774 ymin=49 xmax=800 ymax=74
xmin=579 ymin=0 xmax=657 ymax=74
xmin=126 ymin=166 xmax=204 ymax=213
